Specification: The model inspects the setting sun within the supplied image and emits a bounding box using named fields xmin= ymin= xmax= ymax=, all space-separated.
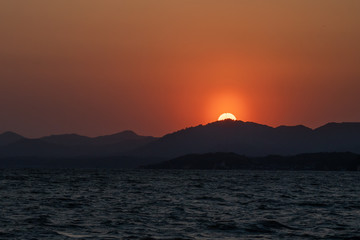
xmin=218 ymin=113 xmax=237 ymax=121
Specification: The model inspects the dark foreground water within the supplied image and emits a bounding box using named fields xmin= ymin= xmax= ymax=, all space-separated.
xmin=0 ymin=170 xmax=359 ymax=240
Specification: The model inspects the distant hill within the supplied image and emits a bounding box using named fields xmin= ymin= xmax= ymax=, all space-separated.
xmin=1 ymin=120 xmax=360 ymax=168
xmin=0 ymin=132 xmax=24 ymax=146
xmin=132 ymin=120 xmax=360 ymax=158
xmin=143 ymin=152 xmax=360 ymax=171
xmin=0 ymin=130 xmax=158 ymax=158
xmin=40 ymin=134 xmax=93 ymax=146
xmin=40 ymin=130 xmax=149 ymax=146
xmin=0 ymin=139 xmax=78 ymax=157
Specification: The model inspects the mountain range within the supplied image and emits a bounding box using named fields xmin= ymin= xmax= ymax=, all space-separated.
xmin=0 ymin=130 xmax=157 ymax=158
xmin=131 ymin=120 xmax=360 ymax=158
xmin=1 ymin=120 xmax=360 ymax=168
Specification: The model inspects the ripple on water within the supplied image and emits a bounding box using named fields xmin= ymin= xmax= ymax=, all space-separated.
xmin=0 ymin=169 xmax=359 ymax=240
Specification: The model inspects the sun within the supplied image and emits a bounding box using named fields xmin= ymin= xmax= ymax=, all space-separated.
xmin=218 ymin=113 xmax=236 ymax=121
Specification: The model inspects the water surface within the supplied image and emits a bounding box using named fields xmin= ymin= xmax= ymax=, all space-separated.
xmin=0 ymin=169 xmax=359 ymax=239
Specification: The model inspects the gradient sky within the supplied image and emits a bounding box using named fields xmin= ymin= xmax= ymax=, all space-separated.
xmin=1 ymin=0 xmax=360 ymax=137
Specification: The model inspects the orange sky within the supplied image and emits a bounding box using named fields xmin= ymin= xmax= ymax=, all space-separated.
xmin=1 ymin=0 xmax=360 ymax=137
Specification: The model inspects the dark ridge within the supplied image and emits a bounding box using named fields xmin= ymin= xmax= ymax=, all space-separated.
xmin=143 ymin=152 xmax=360 ymax=171
xmin=40 ymin=130 xmax=155 ymax=146
xmin=0 ymin=138 xmax=81 ymax=157
xmin=315 ymin=122 xmax=360 ymax=130
xmin=0 ymin=131 xmax=25 ymax=146
xmin=1 ymin=121 xmax=360 ymax=168
xmin=93 ymin=130 xmax=152 ymax=145
xmin=132 ymin=121 xmax=360 ymax=158
xmin=41 ymin=134 xmax=92 ymax=146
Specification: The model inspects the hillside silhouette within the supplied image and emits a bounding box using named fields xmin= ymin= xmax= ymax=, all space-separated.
xmin=0 ymin=131 xmax=24 ymax=146
xmin=0 ymin=131 xmax=158 ymax=158
xmin=132 ymin=120 xmax=360 ymax=158
xmin=1 ymin=120 xmax=360 ymax=168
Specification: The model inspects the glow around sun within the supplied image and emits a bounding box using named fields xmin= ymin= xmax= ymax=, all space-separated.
xmin=218 ymin=113 xmax=237 ymax=121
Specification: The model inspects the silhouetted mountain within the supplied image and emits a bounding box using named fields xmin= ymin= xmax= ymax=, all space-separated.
xmin=0 ymin=131 xmax=24 ymax=146
xmin=93 ymin=130 xmax=148 ymax=145
xmin=132 ymin=120 xmax=360 ymax=158
xmin=1 ymin=120 xmax=360 ymax=168
xmin=313 ymin=122 xmax=360 ymax=152
xmin=41 ymin=134 xmax=93 ymax=146
xmin=143 ymin=152 xmax=360 ymax=171
xmin=0 ymin=139 xmax=80 ymax=157
xmin=0 ymin=131 xmax=158 ymax=158
xmin=40 ymin=130 xmax=152 ymax=146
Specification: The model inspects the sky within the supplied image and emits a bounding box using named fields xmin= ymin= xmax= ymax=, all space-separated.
xmin=1 ymin=0 xmax=360 ymax=137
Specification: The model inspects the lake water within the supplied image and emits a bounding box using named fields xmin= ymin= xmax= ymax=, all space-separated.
xmin=0 ymin=169 xmax=359 ymax=239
